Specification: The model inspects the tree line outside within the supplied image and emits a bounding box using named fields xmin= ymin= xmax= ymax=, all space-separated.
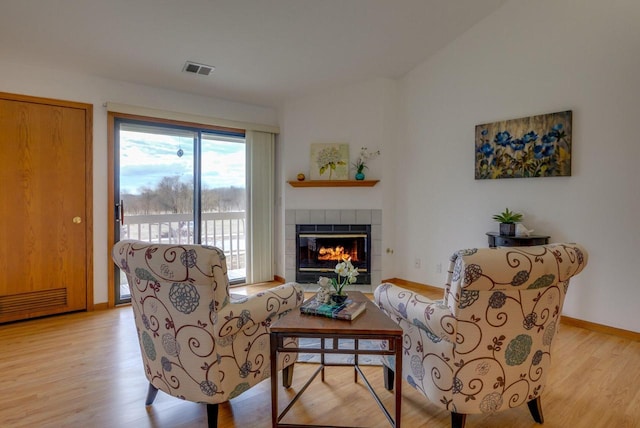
xmin=122 ymin=175 xmax=246 ymax=215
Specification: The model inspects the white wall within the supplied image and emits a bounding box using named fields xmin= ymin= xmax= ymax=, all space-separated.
xmin=277 ymin=78 xmax=399 ymax=279
xmin=396 ymin=0 xmax=640 ymax=332
xmin=4 ymin=0 xmax=638 ymax=332
xmin=0 ymin=60 xmax=278 ymax=305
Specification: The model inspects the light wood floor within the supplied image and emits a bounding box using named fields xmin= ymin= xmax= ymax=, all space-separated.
xmin=1 ymin=283 xmax=639 ymax=428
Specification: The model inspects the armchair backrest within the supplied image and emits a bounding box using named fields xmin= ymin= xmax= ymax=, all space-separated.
xmin=113 ymin=239 xmax=231 ymax=310
xmin=375 ymin=243 xmax=588 ymax=418
xmin=439 ymin=243 xmax=587 ymax=410
xmin=112 ymin=240 xmax=232 ymax=403
xmin=113 ymin=239 xmax=304 ymax=410
xmin=444 ymin=243 xmax=587 ymax=317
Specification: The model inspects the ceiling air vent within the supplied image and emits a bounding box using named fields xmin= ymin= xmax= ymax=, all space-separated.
xmin=182 ymin=61 xmax=215 ymax=76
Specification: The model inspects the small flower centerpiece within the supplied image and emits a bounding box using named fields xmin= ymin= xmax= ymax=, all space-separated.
xmin=352 ymin=146 xmax=380 ymax=180
xmin=317 ymin=257 xmax=359 ymax=305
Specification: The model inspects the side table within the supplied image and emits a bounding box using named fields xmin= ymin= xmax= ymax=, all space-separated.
xmin=486 ymin=232 xmax=550 ymax=248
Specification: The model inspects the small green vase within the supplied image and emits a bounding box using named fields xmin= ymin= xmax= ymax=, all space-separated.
xmin=355 ymin=172 xmax=365 ymax=180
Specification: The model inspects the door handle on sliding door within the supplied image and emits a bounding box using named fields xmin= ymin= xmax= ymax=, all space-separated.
xmin=116 ymin=200 xmax=124 ymax=226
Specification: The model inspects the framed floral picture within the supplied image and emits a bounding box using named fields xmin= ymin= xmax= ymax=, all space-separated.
xmin=309 ymin=143 xmax=349 ymax=180
xmin=475 ymin=110 xmax=572 ymax=179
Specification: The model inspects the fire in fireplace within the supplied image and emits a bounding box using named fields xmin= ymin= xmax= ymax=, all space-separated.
xmin=318 ymin=245 xmax=353 ymax=261
xmin=295 ymin=224 xmax=371 ymax=284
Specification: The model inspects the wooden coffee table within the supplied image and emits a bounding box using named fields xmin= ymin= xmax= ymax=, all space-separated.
xmin=270 ymin=291 xmax=403 ymax=428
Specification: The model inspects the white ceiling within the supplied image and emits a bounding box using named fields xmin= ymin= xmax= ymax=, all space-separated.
xmin=0 ymin=0 xmax=505 ymax=107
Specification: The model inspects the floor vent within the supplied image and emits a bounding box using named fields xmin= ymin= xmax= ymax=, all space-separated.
xmin=0 ymin=288 xmax=67 ymax=314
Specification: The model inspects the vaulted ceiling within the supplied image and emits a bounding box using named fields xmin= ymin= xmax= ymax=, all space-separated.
xmin=0 ymin=0 xmax=505 ymax=107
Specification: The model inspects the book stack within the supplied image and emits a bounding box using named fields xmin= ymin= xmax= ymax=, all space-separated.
xmin=299 ymin=295 xmax=366 ymax=321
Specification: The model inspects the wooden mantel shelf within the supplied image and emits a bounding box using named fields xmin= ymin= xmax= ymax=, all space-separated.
xmin=287 ymin=180 xmax=379 ymax=187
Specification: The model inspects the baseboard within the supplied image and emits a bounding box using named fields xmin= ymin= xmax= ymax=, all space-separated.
xmin=381 ymin=277 xmax=443 ymax=295
xmin=93 ymin=302 xmax=109 ymax=311
xmin=560 ymin=316 xmax=640 ymax=341
xmin=299 ymin=282 xmax=374 ymax=294
xmin=274 ymin=275 xmax=286 ymax=284
xmin=383 ymin=277 xmax=639 ymax=342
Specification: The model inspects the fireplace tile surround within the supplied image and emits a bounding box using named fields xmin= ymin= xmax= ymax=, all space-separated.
xmin=285 ymin=209 xmax=382 ymax=293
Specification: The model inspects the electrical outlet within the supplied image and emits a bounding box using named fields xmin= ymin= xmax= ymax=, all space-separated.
xmin=436 ymin=263 xmax=442 ymax=273
xmin=414 ymin=258 xmax=421 ymax=269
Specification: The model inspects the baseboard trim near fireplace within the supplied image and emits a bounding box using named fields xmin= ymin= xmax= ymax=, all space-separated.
xmin=379 ymin=277 xmax=444 ymax=295
xmin=298 ymin=283 xmax=375 ymax=294
xmin=272 ymin=276 xmax=375 ymax=294
xmin=380 ymin=277 xmax=640 ymax=342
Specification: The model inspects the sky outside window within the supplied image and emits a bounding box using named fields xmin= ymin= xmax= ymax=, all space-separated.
xmin=120 ymin=130 xmax=245 ymax=195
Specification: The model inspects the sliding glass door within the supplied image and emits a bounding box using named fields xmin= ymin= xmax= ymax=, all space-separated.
xmin=200 ymin=133 xmax=247 ymax=278
xmin=114 ymin=119 xmax=246 ymax=304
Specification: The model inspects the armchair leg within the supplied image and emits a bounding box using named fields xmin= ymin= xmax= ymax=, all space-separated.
xmin=527 ymin=396 xmax=544 ymax=424
xmin=451 ymin=412 xmax=467 ymax=428
xmin=282 ymin=364 xmax=295 ymax=388
xmin=145 ymin=383 xmax=159 ymax=405
xmin=383 ymin=365 xmax=394 ymax=391
xmin=207 ymin=403 xmax=219 ymax=428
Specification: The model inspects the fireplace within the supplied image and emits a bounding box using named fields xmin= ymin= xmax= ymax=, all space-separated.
xmin=295 ymin=224 xmax=371 ymax=284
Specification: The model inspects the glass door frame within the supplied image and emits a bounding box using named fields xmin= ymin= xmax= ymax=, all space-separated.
xmin=108 ymin=112 xmax=246 ymax=306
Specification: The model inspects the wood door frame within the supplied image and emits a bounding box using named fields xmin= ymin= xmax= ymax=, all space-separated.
xmin=0 ymin=91 xmax=93 ymax=312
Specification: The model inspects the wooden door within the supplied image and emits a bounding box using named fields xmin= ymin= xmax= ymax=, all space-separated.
xmin=0 ymin=93 xmax=92 ymax=323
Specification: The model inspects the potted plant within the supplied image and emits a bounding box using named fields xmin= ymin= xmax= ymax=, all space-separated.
xmin=492 ymin=208 xmax=523 ymax=236
xmin=352 ymin=146 xmax=380 ymax=180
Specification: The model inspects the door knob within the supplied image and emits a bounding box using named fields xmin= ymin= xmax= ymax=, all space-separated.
xmin=73 ymin=216 xmax=82 ymax=224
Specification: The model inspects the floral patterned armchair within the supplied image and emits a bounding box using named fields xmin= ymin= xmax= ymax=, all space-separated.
xmin=374 ymin=243 xmax=588 ymax=428
xmin=112 ymin=240 xmax=305 ymax=428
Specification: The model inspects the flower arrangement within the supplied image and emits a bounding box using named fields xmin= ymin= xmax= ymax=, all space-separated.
xmin=352 ymin=146 xmax=381 ymax=175
xmin=318 ymin=257 xmax=359 ymax=298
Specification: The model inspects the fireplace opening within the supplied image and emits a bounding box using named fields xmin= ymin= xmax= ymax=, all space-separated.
xmin=296 ymin=224 xmax=371 ymax=284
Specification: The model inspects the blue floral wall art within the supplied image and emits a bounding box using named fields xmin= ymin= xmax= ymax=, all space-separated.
xmin=475 ymin=110 xmax=572 ymax=179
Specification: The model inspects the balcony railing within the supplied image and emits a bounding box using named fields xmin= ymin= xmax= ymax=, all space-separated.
xmin=120 ymin=211 xmax=246 ymax=281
